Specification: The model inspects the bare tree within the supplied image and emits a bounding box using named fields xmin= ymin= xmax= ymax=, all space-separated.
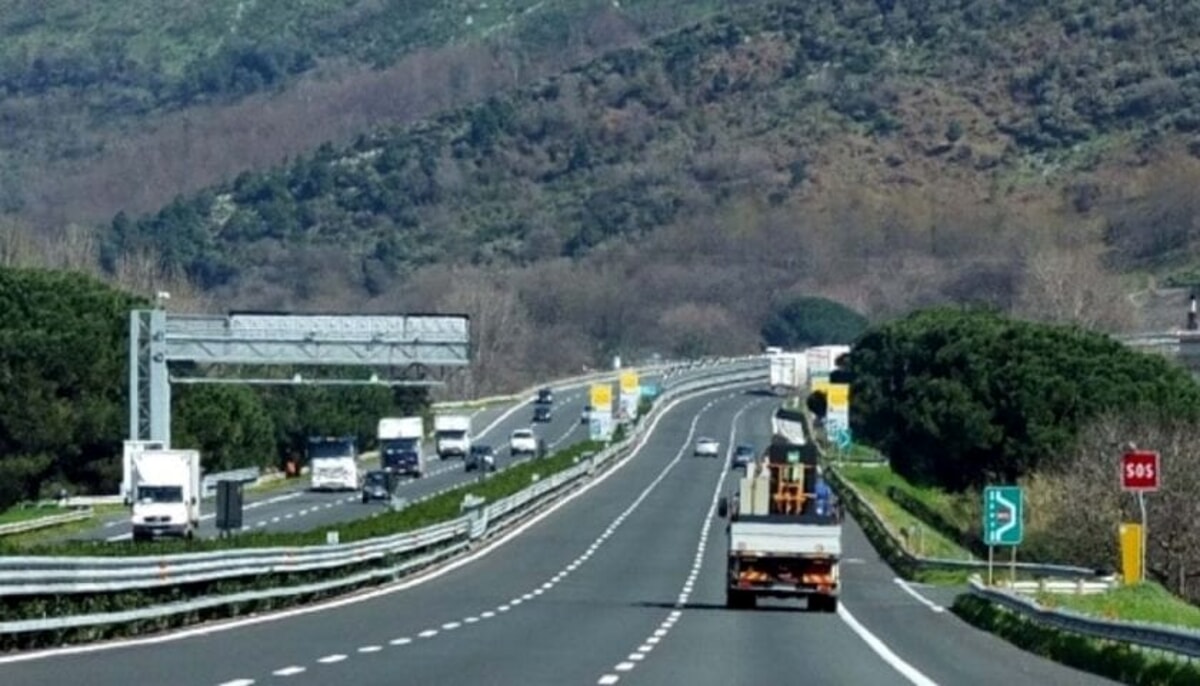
xmin=1033 ymin=413 xmax=1200 ymax=599
xmin=433 ymin=266 xmax=533 ymax=398
xmin=1014 ymin=243 xmax=1135 ymax=332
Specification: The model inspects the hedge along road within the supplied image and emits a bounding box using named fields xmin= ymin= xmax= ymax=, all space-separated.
xmin=0 ymin=381 xmax=766 ymax=685
xmin=65 ymin=372 xmax=662 ymax=544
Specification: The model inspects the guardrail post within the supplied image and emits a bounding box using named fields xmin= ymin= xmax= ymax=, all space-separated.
xmin=461 ymin=494 xmax=488 ymax=540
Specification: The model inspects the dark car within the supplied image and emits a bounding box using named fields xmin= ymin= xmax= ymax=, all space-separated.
xmin=361 ymin=469 xmax=395 ymax=503
xmin=536 ymin=387 xmax=554 ymax=405
xmin=533 ymin=405 xmax=552 ymax=423
xmin=466 ymin=444 xmax=497 ymax=472
xmin=732 ymin=444 xmax=756 ymax=469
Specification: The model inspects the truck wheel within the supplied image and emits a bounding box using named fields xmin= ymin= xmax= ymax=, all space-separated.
xmin=726 ymin=590 xmax=755 ymax=609
xmin=811 ymin=595 xmax=838 ymax=613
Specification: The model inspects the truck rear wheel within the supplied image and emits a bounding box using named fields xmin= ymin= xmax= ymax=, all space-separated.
xmin=726 ymin=589 xmax=756 ymax=609
xmin=810 ymin=595 xmax=838 ymax=613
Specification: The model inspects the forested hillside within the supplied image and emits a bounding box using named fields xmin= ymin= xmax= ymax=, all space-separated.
xmin=7 ymin=1 xmax=1200 ymax=391
xmin=0 ymin=0 xmax=734 ymax=223
xmin=0 ymin=269 xmax=427 ymax=506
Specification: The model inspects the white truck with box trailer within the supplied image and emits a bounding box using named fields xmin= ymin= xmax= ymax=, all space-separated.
xmin=130 ymin=449 xmax=201 ymax=542
xmin=378 ymin=416 xmax=426 ymax=478
xmin=768 ymin=351 xmax=809 ymax=396
xmin=718 ymin=440 xmax=842 ymax=612
xmin=434 ymin=414 xmax=471 ymax=459
xmin=308 ymin=436 xmax=360 ymax=491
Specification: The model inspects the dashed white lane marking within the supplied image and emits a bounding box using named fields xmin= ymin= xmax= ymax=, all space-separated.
xmin=316 ymin=654 xmax=346 ymax=664
xmin=892 ymin=577 xmax=945 ymax=613
xmin=272 ymin=666 xmax=305 ymax=676
xmin=232 ymin=386 xmax=749 ymax=686
xmin=590 ymin=398 xmax=763 ymax=684
xmin=389 ymin=638 xmax=411 ymax=646
xmin=218 ymin=680 xmax=254 ymax=686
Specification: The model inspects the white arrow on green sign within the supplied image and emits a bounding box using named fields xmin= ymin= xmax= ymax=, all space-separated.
xmin=983 ymin=486 xmax=1023 ymax=546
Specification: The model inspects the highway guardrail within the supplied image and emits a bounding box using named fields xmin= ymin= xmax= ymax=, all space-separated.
xmin=0 ymin=509 xmax=94 ymax=538
xmin=200 ymin=467 xmax=262 ymax=497
xmin=967 ymin=578 xmax=1200 ymax=659
xmin=0 ymin=357 xmax=767 ymax=642
xmin=789 ymin=409 xmax=1099 ymax=579
xmin=786 ymin=398 xmax=1200 ymax=660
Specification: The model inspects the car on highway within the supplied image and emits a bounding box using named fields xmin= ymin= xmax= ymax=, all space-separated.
xmin=536 ymin=387 xmax=554 ymax=404
xmin=465 ymin=444 xmax=497 ymax=473
xmin=533 ymin=405 xmax=552 ymax=423
xmin=360 ymin=469 xmax=395 ymax=504
xmin=581 ymin=405 xmax=592 ymax=425
xmin=694 ymin=437 xmax=720 ymax=458
xmin=732 ymin=444 xmax=755 ymax=468
xmin=510 ymin=428 xmax=538 ymax=456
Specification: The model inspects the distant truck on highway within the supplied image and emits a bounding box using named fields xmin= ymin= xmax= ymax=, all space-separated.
xmin=718 ymin=440 xmax=842 ymax=612
xmin=129 ymin=449 xmax=201 ymax=542
xmin=378 ymin=416 xmax=426 ymax=478
xmin=308 ymin=436 xmax=361 ymax=491
xmin=434 ymin=414 xmax=471 ymax=459
xmin=768 ymin=350 xmax=808 ymax=396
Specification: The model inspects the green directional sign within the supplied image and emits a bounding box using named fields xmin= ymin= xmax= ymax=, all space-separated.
xmin=983 ymin=486 xmax=1023 ymax=546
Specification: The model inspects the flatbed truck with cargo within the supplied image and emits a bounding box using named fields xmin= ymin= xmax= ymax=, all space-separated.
xmin=718 ymin=440 xmax=842 ymax=612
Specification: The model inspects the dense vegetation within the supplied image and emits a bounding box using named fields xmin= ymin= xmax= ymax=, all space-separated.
xmin=847 ymin=307 xmax=1200 ymax=491
xmin=0 ymin=0 xmax=728 ymax=218
xmin=0 ymin=268 xmax=428 ymax=507
xmin=762 ymin=297 xmax=868 ymax=348
xmin=103 ymin=0 xmax=1200 ymax=293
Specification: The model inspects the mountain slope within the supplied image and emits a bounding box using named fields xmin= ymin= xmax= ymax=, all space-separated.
xmin=0 ymin=0 xmax=734 ymax=223
xmin=107 ymin=0 xmax=1200 ymax=307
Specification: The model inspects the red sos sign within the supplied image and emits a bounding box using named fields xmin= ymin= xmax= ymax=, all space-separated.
xmin=1121 ymin=450 xmax=1160 ymax=491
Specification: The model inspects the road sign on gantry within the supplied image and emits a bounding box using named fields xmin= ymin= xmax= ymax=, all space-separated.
xmin=1121 ymin=450 xmax=1160 ymax=491
xmin=983 ymin=486 xmax=1023 ymax=546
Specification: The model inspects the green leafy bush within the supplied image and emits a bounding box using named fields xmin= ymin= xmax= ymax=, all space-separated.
xmin=848 ymin=307 xmax=1200 ymax=491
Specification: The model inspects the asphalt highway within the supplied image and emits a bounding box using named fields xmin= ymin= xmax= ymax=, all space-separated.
xmin=79 ymin=382 xmax=603 ymax=542
xmin=1 ymin=382 xmax=1114 ymax=686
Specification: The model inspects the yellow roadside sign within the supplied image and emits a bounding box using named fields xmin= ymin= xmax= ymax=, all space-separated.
xmin=620 ymin=371 xmax=639 ymax=394
xmin=826 ymin=383 xmax=850 ymax=410
xmin=590 ymin=383 xmax=613 ymax=410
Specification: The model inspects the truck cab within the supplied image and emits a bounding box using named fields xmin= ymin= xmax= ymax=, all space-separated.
xmin=130 ymin=449 xmax=201 ymax=542
xmin=719 ymin=441 xmax=842 ymax=612
xmin=308 ymin=436 xmax=360 ymax=491
xmin=434 ymin=415 xmax=471 ymax=459
xmin=378 ymin=417 xmax=425 ymax=478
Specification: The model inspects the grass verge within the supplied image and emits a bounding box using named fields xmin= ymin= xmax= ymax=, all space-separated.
xmin=0 ymin=505 xmax=83 ymax=525
xmin=1 ymin=505 xmax=126 ymax=547
xmin=3 ymin=439 xmax=605 ymax=557
xmin=1036 ymin=582 xmax=1200 ymax=631
xmin=838 ymin=465 xmax=976 ymax=562
xmin=953 ymin=594 xmax=1200 ymax=685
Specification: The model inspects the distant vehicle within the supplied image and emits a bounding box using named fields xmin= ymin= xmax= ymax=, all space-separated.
xmin=309 ymin=436 xmax=360 ymax=491
xmin=434 ymin=415 xmax=472 ymax=459
xmin=536 ymin=388 xmax=554 ymax=404
xmin=510 ymin=429 xmax=538 ymax=456
xmin=533 ymin=405 xmax=552 ymax=423
xmin=378 ymin=416 xmax=425 ymax=478
xmin=466 ymin=444 xmax=498 ymax=473
xmin=130 ymin=449 xmax=200 ymax=542
xmin=732 ymin=444 xmax=755 ymax=468
xmin=694 ymin=438 xmax=720 ymax=458
xmin=581 ymin=405 xmax=592 ymax=425
xmin=361 ymin=469 xmax=395 ymax=503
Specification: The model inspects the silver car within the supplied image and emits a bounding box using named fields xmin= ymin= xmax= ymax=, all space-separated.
xmin=694 ymin=437 xmax=719 ymax=458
